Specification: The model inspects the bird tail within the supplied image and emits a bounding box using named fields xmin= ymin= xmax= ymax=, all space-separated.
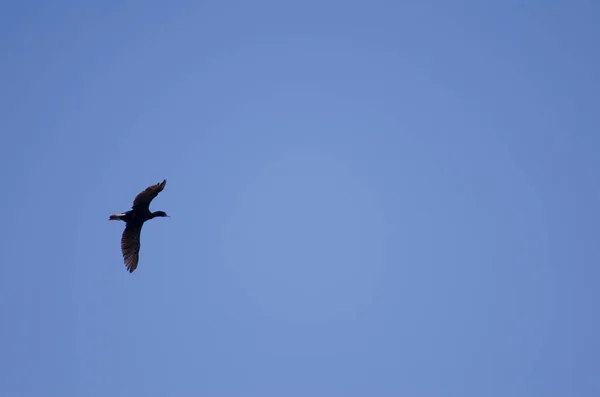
xmin=109 ymin=213 xmax=126 ymax=221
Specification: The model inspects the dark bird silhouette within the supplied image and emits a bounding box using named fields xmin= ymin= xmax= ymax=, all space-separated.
xmin=109 ymin=179 xmax=169 ymax=272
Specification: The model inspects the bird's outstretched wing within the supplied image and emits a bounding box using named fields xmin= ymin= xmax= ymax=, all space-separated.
xmin=132 ymin=179 xmax=166 ymax=210
xmin=121 ymin=223 xmax=143 ymax=273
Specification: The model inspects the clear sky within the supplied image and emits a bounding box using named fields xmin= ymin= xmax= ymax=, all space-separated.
xmin=1 ymin=1 xmax=599 ymax=396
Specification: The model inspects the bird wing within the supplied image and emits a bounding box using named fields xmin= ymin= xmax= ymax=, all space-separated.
xmin=121 ymin=223 xmax=143 ymax=273
xmin=132 ymin=179 xmax=167 ymax=210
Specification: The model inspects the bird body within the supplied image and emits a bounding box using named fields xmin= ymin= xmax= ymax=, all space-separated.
xmin=109 ymin=179 xmax=168 ymax=272
xmin=109 ymin=209 xmax=167 ymax=223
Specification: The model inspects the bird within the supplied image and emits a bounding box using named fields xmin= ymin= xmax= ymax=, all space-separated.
xmin=109 ymin=179 xmax=169 ymax=273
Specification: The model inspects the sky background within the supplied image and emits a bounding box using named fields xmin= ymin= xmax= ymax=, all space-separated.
xmin=1 ymin=1 xmax=599 ymax=396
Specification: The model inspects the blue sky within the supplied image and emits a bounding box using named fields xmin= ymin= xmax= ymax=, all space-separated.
xmin=1 ymin=1 xmax=599 ymax=396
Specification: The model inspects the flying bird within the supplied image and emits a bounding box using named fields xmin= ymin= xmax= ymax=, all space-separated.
xmin=109 ymin=179 xmax=169 ymax=272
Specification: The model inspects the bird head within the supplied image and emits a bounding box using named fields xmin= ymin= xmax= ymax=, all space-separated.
xmin=152 ymin=211 xmax=170 ymax=218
